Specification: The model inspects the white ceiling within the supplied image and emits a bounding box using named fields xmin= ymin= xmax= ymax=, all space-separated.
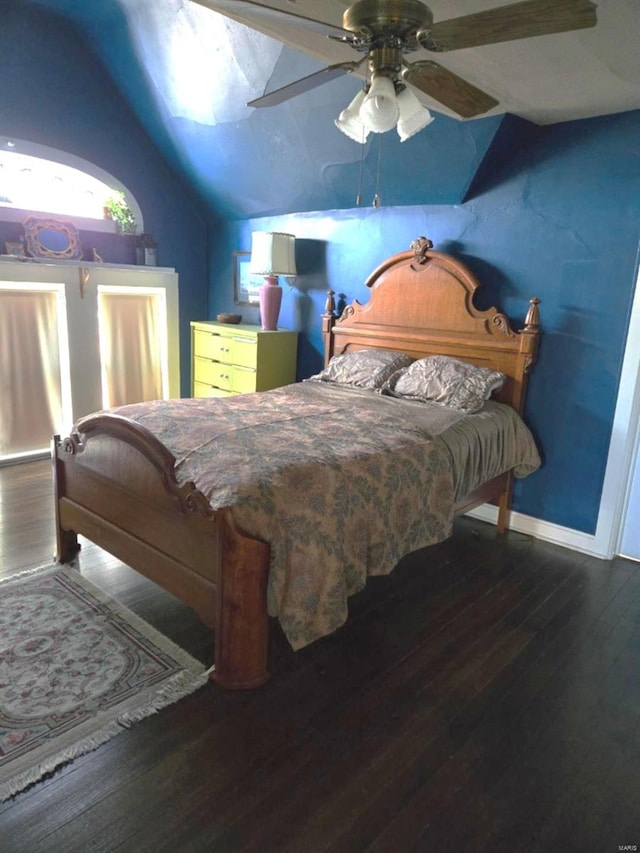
xmin=195 ymin=0 xmax=640 ymax=125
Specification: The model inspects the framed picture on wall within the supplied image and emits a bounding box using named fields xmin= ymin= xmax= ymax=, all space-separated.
xmin=4 ymin=241 xmax=25 ymax=257
xmin=233 ymin=251 xmax=261 ymax=306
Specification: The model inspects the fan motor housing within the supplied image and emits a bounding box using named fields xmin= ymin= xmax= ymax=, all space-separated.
xmin=343 ymin=0 xmax=433 ymax=44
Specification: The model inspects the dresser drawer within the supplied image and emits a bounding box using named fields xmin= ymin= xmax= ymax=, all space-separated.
xmin=193 ymin=380 xmax=236 ymax=398
xmin=194 ymin=356 xmax=257 ymax=393
xmin=193 ymin=328 xmax=258 ymax=368
xmin=231 ymin=335 xmax=259 ymax=368
xmin=193 ymin=356 xmax=233 ymax=390
xmin=232 ymin=365 xmax=259 ymax=394
xmin=193 ymin=328 xmax=233 ymax=362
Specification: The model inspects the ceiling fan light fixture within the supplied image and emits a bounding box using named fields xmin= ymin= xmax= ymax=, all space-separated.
xmin=359 ymin=74 xmax=399 ymax=134
xmin=335 ymin=89 xmax=370 ymax=143
xmin=396 ymin=85 xmax=434 ymax=142
xmin=241 ymin=0 xmax=598 ymax=125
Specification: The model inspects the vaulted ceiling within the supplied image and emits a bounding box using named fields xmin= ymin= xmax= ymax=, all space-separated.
xmin=24 ymin=0 xmax=640 ymax=219
xmin=194 ymin=0 xmax=640 ymax=126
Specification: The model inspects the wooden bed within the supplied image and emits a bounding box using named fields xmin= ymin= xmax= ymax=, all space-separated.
xmin=53 ymin=237 xmax=540 ymax=689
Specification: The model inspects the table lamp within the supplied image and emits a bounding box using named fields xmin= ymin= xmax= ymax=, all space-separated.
xmin=249 ymin=231 xmax=296 ymax=330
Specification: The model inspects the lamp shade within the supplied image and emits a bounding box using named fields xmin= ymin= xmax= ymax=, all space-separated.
xmin=396 ymin=86 xmax=434 ymax=142
xmin=359 ymin=75 xmax=399 ymax=134
xmin=335 ymin=89 xmax=370 ymax=143
xmin=249 ymin=231 xmax=296 ymax=276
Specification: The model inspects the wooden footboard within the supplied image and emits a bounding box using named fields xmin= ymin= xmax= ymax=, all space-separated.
xmin=53 ymin=413 xmax=271 ymax=690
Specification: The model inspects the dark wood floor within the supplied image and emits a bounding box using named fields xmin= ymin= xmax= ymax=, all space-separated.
xmin=1 ymin=460 xmax=639 ymax=852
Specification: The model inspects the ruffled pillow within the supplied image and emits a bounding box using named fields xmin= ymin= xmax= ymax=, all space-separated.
xmin=383 ymin=355 xmax=505 ymax=413
xmin=307 ymin=349 xmax=414 ymax=391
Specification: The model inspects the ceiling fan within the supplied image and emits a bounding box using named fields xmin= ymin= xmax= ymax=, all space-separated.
xmin=194 ymin=0 xmax=597 ymax=130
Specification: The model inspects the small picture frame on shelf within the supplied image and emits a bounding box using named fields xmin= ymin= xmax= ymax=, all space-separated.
xmin=233 ymin=251 xmax=261 ymax=306
xmin=4 ymin=241 xmax=25 ymax=257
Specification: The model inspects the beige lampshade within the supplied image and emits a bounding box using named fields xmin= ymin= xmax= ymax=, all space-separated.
xmin=249 ymin=231 xmax=297 ymax=276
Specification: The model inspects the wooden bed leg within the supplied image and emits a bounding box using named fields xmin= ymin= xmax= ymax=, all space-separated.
xmin=496 ymin=473 xmax=514 ymax=535
xmin=213 ymin=510 xmax=271 ymax=690
xmin=52 ymin=435 xmax=81 ymax=563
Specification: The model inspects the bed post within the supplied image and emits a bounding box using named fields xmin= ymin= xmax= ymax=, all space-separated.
xmin=321 ymin=289 xmax=337 ymax=367
xmin=496 ymin=297 xmax=541 ymax=532
xmin=214 ymin=510 xmax=271 ymax=689
xmin=495 ymin=474 xmax=514 ymax=534
xmin=52 ymin=435 xmax=81 ymax=563
xmin=514 ymin=297 xmax=541 ymax=412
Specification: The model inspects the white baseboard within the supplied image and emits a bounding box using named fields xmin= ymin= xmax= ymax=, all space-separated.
xmin=466 ymin=505 xmax=611 ymax=560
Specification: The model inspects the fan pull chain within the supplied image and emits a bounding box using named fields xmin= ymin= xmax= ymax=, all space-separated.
xmin=356 ymin=122 xmax=366 ymax=206
xmin=357 ymin=69 xmax=371 ymax=207
xmin=373 ymin=135 xmax=382 ymax=207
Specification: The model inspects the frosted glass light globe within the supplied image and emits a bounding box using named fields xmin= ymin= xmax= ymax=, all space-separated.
xmin=396 ymin=86 xmax=435 ymax=141
xmin=335 ymin=89 xmax=370 ymax=143
xmin=360 ymin=76 xmax=399 ymax=134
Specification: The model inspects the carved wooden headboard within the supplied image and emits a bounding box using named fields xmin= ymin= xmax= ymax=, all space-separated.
xmin=322 ymin=237 xmax=540 ymax=414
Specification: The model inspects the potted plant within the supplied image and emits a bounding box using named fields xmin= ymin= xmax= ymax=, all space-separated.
xmin=104 ymin=191 xmax=137 ymax=234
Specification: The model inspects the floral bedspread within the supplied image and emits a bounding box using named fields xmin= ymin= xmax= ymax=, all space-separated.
xmin=114 ymin=383 xmax=539 ymax=649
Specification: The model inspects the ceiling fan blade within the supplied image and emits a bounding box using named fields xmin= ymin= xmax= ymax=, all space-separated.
xmin=190 ymin=0 xmax=355 ymax=42
xmin=248 ymin=62 xmax=359 ymax=108
xmin=426 ymin=0 xmax=597 ymax=52
xmin=403 ymin=61 xmax=499 ymax=118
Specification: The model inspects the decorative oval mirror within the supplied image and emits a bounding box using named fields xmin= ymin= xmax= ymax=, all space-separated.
xmin=23 ymin=216 xmax=83 ymax=260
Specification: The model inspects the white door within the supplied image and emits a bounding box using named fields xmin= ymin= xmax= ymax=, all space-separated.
xmin=620 ymin=411 xmax=640 ymax=561
xmin=597 ymin=255 xmax=640 ymax=560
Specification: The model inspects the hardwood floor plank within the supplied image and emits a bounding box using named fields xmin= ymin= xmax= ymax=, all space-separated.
xmin=371 ymin=560 xmax=640 ymax=852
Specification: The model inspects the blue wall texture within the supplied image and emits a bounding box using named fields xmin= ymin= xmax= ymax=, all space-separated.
xmin=2 ymin=1 xmax=640 ymax=537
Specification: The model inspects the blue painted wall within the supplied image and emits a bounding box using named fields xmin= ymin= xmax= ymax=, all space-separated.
xmin=2 ymin=1 xmax=640 ymax=537
xmin=211 ymin=111 xmax=640 ymax=535
xmin=0 ymin=0 xmax=209 ymax=395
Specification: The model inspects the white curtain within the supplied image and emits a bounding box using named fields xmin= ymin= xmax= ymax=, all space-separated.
xmin=98 ymin=290 xmax=164 ymax=408
xmin=0 ymin=288 xmax=64 ymax=457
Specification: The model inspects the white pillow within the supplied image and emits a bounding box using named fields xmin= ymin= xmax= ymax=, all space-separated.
xmin=307 ymin=349 xmax=414 ymax=391
xmin=383 ymin=355 xmax=505 ymax=413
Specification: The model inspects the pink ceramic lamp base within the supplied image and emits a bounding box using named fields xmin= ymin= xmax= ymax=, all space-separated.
xmin=259 ymin=275 xmax=282 ymax=331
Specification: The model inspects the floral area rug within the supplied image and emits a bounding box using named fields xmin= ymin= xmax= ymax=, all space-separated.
xmin=0 ymin=563 xmax=210 ymax=801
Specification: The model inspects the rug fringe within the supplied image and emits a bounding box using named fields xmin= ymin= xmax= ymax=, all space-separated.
xmin=0 ymin=720 xmax=123 ymax=802
xmin=0 ymin=668 xmax=209 ymax=803
xmin=115 ymin=668 xmax=210 ymax=727
xmin=1 ymin=564 xmax=211 ymax=803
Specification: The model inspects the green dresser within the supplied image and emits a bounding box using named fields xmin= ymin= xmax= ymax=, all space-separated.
xmin=190 ymin=321 xmax=298 ymax=398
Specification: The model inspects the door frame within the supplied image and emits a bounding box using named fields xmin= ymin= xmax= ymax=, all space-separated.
xmin=595 ymin=250 xmax=640 ymax=558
